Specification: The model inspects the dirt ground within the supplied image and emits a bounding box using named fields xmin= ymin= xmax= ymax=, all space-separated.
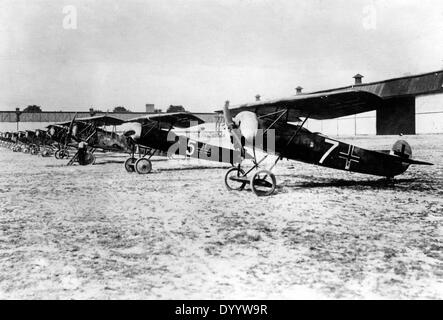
xmin=0 ymin=134 xmax=441 ymax=299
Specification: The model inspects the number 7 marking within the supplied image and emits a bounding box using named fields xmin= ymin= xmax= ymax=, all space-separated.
xmin=319 ymin=138 xmax=339 ymax=164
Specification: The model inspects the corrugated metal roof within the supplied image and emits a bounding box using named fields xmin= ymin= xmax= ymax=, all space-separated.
xmin=313 ymin=70 xmax=443 ymax=98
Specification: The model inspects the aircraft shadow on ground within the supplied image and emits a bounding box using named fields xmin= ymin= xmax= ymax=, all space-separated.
xmin=278 ymin=177 xmax=436 ymax=193
xmin=159 ymin=165 xmax=230 ymax=172
xmin=94 ymin=155 xmax=169 ymax=162
xmin=227 ymin=179 xmax=417 ymax=196
xmin=92 ymin=160 xmax=125 ymax=165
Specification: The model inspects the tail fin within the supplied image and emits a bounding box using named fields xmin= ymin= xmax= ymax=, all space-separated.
xmin=390 ymin=140 xmax=433 ymax=165
xmin=391 ymin=140 xmax=412 ymax=159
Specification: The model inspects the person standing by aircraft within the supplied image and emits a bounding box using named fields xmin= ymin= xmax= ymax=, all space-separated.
xmin=77 ymin=140 xmax=88 ymax=165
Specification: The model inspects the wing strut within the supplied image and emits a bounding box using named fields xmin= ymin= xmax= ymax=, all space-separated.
xmin=285 ymin=115 xmax=310 ymax=149
xmin=263 ymin=109 xmax=287 ymax=135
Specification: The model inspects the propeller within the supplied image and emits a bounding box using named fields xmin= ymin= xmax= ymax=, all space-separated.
xmin=223 ymin=101 xmax=236 ymax=131
xmin=223 ymin=101 xmax=260 ymax=162
xmin=64 ymin=112 xmax=78 ymax=148
xmin=223 ymin=101 xmax=244 ymax=151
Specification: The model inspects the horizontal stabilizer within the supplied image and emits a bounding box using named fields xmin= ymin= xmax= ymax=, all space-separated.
xmin=399 ymin=157 xmax=433 ymax=165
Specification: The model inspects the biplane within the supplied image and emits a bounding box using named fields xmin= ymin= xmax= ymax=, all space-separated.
xmin=0 ymin=130 xmax=51 ymax=155
xmin=122 ymin=112 xmax=242 ymax=174
xmin=46 ymin=124 xmax=77 ymax=159
xmin=13 ymin=131 xmax=29 ymax=152
xmin=32 ymin=129 xmax=54 ymax=156
xmin=0 ymin=132 xmax=14 ymax=148
xmin=48 ymin=114 xmax=132 ymax=165
xmin=221 ymin=89 xmax=433 ymax=196
xmin=22 ymin=130 xmax=51 ymax=155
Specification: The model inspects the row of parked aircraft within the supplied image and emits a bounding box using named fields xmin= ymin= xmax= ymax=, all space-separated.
xmin=0 ymin=89 xmax=433 ymax=196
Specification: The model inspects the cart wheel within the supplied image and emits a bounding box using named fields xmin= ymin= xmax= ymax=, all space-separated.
xmin=224 ymin=167 xmax=247 ymax=191
xmin=31 ymin=148 xmax=38 ymax=155
xmin=250 ymin=170 xmax=277 ymax=196
xmin=135 ymin=158 xmax=152 ymax=174
xmin=124 ymin=157 xmax=136 ymax=172
xmin=23 ymin=148 xmax=30 ymax=153
xmin=41 ymin=149 xmax=50 ymax=157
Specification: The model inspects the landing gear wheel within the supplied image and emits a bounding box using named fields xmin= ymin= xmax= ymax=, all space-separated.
xmin=82 ymin=152 xmax=96 ymax=165
xmin=41 ymin=149 xmax=50 ymax=157
xmin=124 ymin=157 xmax=136 ymax=173
xmin=58 ymin=150 xmax=69 ymax=159
xmin=224 ymin=167 xmax=246 ymax=191
xmin=250 ymin=170 xmax=277 ymax=196
xmin=135 ymin=158 xmax=152 ymax=174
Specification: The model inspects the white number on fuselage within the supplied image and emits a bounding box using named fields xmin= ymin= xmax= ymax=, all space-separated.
xmin=319 ymin=138 xmax=339 ymax=164
xmin=186 ymin=139 xmax=196 ymax=156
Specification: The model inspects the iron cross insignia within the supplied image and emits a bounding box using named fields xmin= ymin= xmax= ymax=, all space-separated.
xmin=339 ymin=145 xmax=360 ymax=170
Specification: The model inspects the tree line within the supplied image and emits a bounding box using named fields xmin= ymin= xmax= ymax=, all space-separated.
xmin=20 ymin=105 xmax=186 ymax=113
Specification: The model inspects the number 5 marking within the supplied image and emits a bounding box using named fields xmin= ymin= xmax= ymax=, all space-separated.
xmin=186 ymin=140 xmax=196 ymax=156
xmin=319 ymin=139 xmax=339 ymax=164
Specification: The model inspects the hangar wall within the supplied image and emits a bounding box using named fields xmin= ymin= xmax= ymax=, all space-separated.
xmin=415 ymin=92 xmax=443 ymax=133
xmin=305 ymin=112 xmax=376 ymax=136
xmin=305 ymin=92 xmax=443 ymax=136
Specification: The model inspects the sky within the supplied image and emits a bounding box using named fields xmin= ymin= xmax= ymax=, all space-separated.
xmin=0 ymin=0 xmax=442 ymax=113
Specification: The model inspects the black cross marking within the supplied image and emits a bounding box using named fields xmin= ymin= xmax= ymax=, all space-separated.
xmin=339 ymin=145 xmax=360 ymax=170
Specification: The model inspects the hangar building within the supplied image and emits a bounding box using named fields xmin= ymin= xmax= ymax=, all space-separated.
xmin=0 ymin=70 xmax=442 ymax=136
xmin=304 ymin=70 xmax=443 ymax=135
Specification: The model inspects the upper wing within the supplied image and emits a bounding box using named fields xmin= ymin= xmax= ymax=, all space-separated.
xmin=53 ymin=121 xmax=72 ymax=127
xmin=222 ymin=90 xmax=383 ymax=120
xmin=53 ymin=115 xmax=124 ymax=127
xmin=124 ymin=112 xmax=204 ymax=128
xmin=72 ymin=115 xmax=125 ymax=126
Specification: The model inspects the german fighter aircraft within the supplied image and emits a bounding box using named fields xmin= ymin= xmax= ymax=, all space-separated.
xmin=122 ymin=112 xmax=242 ymax=174
xmin=221 ymin=90 xmax=433 ymax=196
xmin=22 ymin=130 xmax=53 ymax=156
xmin=48 ymin=114 xmax=132 ymax=165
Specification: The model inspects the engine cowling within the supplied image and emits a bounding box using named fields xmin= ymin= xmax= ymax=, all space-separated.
xmin=122 ymin=122 xmax=142 ymax=142
xmin=233 ymin=111 xmax=259 ymax=146
xmin=48 ymin=126 xmax=56 ymax=137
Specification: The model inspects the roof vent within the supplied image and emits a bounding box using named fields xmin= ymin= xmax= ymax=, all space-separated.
xmin=255 ymin=94 xmax=261 ymax=101
xmin=353 ymin=74 xmax=364 ymax=85
xmin=295 ymin=86 xmax=303 ymax=95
